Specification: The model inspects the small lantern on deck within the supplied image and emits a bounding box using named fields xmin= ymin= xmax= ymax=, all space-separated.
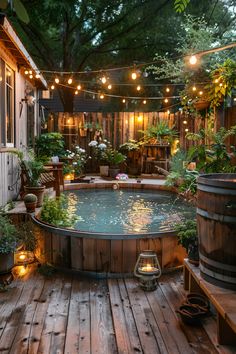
xmin=14 ymin=250 xmax=35 ymax=265
xmin=134 ymin=250 xmax=161 ymax=291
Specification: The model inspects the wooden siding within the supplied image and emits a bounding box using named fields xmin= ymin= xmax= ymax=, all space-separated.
xmin=0 ymin=150 xmax=20 ymax=206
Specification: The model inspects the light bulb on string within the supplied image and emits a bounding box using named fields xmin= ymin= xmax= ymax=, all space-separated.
xmin=122 ymin=98 xmax=126 ymax=103
xmin=192 ymin=85 xmax=196 ymax=91
xmin=75 ymin=90 xmax=78 ymax=95
xmin=219 ymin=83 xmax=223 ymax=87
xmin=35 ymin=74 xmax=40 ymax=79
xmin=29 ymin=70 xmax=32 ymax=75
xmin=101 ymin=76 xmax=107 ymax=84
xmin=214 ymin=78 xmax=219 ymax=84
xmin=55 ymin=77 xmax=60 ymax=84
xmin=77 ymin=84 xmax=81 ymax=90
xmin=199 ymin=91 xmax=203 ymax=95
xmin=183 ymin=120 xmax=187 ymax=124
xmin=166 ymin=87 xmax=170 ymax=93
xmin=24 ymin=70 xmax=29 ymax=75
xmin=167 ymin=110 xmax=170 ymax=114
xmin=68 ymin=78 xmax=73 ymax=85
xmin=164 ymin=98 xmax=168 ymax=103
xmin=189 ymin=55 xmax=197 ymax=65
xmin=107 ymin=84 xmax=112 ymax=90
xmin=143 ymin=100 xmax=146 ymax=104
xmin=51 ymin=85 xmax=55 ymax=90
xmin=185 ymin=128 xmax=189 ymax=132
xmin=100 ymin=93 xmax=104 ymax=99
xmin=29 ymin=74 xmax=33 ymax=79
xmin=137 ymin=85 xmax=141 ymax=91
xmin=131 ymin=71 xmax=137 ymax=80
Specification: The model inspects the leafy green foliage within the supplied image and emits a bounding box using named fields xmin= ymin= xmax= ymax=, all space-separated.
xmin=140 ymin=121 xmax=178 ymax=143
xmin=17 ymin=221 xmax=37 ymax=252
xmin=174 ymin=219 xmax=197 ymax=251
xmin=0 ymin=215 xmax=18 ymax=254
xmin=35 ymin=133 xmax=65 ymax=160
xmin=40 ymin=195 xmax=79 ymax=228
xmin=13 ymin=0 xmax=29 ymax=24
xmin=186 ymin=125 xmax=236 ymax=173
xmin=174 ymin=0 xmax=190 ymax=13
xmin=106 ymin=150 xmax=126 ymax=167
xmin=119 ymin=140 xmax=142 ymax=154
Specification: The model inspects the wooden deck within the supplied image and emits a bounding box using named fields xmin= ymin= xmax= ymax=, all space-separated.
xmin=0 ymin=267 xmax=235 ymax=354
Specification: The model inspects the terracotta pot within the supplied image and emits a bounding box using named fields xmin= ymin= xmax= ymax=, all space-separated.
xmin=193 ymin=100 xmax=209 ymax=111
xmin=24 ymin=185 xmax=46 ymax=207
xmin=99 ymin=165 xmax=109 ymax=177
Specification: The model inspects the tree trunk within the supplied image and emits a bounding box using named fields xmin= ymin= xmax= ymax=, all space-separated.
xmin=154 ymin=166 xmax=169 ymax=176
xmin=59 ymin=86 xmax=74 ymax=112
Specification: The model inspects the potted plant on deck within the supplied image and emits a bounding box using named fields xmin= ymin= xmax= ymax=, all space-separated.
xmin=174 ymin=219 xmax=199 ymax=265
xmin=0 ymin=214 xmax=19 ymax=274
xmin=107 ymin=149 xmax=126 ymax=179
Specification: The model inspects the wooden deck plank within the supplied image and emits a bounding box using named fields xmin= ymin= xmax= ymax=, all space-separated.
xmin=64 ymin=277 xmax=91 ymax=354
xmin=124 ymin=278 xmax=167 ymax=354
xmin=0 ymin=270 xmax=43 ymax=354
xmin=90 ymin=280 xmax=117 ymax=354
xmin=109 ymin=278 xmax=141 ymax=354
xmin=159 ymin=274 xmax=219 ymax=354
xmin=146 ymin=283 xmax=192 ymax=354
xmin=117 ymin=279 xmax=143 ymax=353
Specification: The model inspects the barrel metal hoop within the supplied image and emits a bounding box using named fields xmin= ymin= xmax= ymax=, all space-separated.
xmin=200 ymin=253 xmax=236 ymax=272
xmin=200 ymin=264 xmax=236 ymax=284
xmin=197 ymin=207 xmax=236 ymax=223
xmin=197 ymin=184 xmax=236 ymax=195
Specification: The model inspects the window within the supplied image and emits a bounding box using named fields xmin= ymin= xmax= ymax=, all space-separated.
xmin=5 ymin=65 xmax=15 ymax=147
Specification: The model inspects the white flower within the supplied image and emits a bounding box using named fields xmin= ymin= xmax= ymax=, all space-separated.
xmin=98 ymin=143 xmax=107 ymax=150
xmin=89 ymin=140 xmax=98 ymax=147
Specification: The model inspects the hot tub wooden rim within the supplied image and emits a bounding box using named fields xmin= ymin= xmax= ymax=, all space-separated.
xmin=32 ymin=215 xmax=177 ymax=240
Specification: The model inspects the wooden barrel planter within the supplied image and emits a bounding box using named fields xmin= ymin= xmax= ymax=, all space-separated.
xmin=197 ymin=173 xmax=236 ymax=289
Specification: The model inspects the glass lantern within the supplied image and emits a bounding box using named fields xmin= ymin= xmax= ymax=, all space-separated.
xmin=14 ymin=250 xmax=35 ymax=265
xmin=134 ymin=250 xmax=161 ymax=291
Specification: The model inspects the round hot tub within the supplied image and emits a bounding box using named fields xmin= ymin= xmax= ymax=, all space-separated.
xmin=33 ymin=184 xmax=195 ymax=277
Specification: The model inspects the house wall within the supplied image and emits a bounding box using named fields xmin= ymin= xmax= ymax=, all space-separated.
xmin=0 ymin=41 xmax=38 ymax=207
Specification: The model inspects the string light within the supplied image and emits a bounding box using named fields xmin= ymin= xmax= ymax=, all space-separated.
xmin=185 ymin=128 xmax=189 ymax=132
xmin=101 ymin=76 xmax=107 ymax=84
xmin=192 ymin=86 xmax=196 ymax=91
xmin=55 ymin=77 xmax=60 ymax=84
xmin=68 ymin=78 xmax=73 ymax=85
xmin=131 ymin=71 xmax=137 ymax=80
xmin=29 ymin=74 xmax=33 ymax=79
xmin=214 ymin=79 xmax=219 ymax=83
xmin=108 ymin=84 xmax=112 ymax=90
xmin=219 ymin=83 xmax=223 ymax=87
xmin=75 ymin=90 xmax=78 ymax=95
xmin=24 ymin=70 xmax=29 ymax=75
xmin=143 ymin=100 xmax=146 ymax=104
xmin=183 ymin=120 xmax=187 ymax=124
xmin=51 ymin=85 xmax=55 ymax=90
xmin=199 ymin=91 xmax=203 ymax=95
xmin=29 ymin=70 xmax=32 ymax=75
xmin=164 ymin=98 xmax=168 ymax=103
xmin=167 ymin=110 xmax=170 ymax=114
xmin=100 ymin=93 xmax=104 ymax=99
xmin=137 ymin=85 xmax=141 ymax=91
xmin=189 ymin=55 xmax=197 ymax=65
xmin=166 ymin=87 xmax=170 ymax=92
xmin=35 ymin=74 xmax=40 ymax=79
xmin=77 ymin=84 xmax=81 ymax=90
xmin=122 ymin=99 xmax=126 ymax=103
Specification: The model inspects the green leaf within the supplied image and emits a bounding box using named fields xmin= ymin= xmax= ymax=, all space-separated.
xmin=174 ymin=0 xmax=190 ymax=13
xmin=13 ymin=0 xmax=29 ymax=24
xmin=0 ymin=0 xmax=8 ymax=10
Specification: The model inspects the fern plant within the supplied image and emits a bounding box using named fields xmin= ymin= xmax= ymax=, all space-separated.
xmin=174 ymin=0 xmax=190 ymax=13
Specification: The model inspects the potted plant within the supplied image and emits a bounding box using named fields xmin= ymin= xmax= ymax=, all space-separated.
xmin=35 ymin=132 xmax=65 ymax=162
xmin=174 ymin=219 xmax=199 ymax=265
xmin=0 ymin=214 xmax=19 ymax=274
xmin=119 ymin=140 xmax=142 ymax=175
xmin=107 ymin=149 xmax=126 ymax=179
xmin=88 ymin=139 xmax=110 ymax=176
xmin=20 ymin=154 xmax=46 ymax=207
xmin=23 ymin=193 xmax=38 ymax=213
xmin=140 ymin=122 xmax=178 ymax=144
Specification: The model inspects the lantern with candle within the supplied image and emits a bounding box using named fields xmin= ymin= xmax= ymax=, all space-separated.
xmin=134 ymin=250 xmax=161 ymax=291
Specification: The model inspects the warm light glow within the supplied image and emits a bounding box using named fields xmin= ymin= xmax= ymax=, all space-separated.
xmin=77 ymin=84 xmax=81 ymax=90
xmin=67 ymin=118 xmax=71 ymax=124
xmin=101 ymin=76 xmax=107 ymax=84
xmin=51 ymin=85 xmax=55 ymax=90
xmin=164 ymin=98 xmax=168 ymax=103
xmin=131 ymin=72 xmax=137 ymax=80
xmin=24 ymin=70 xmax=29 ymax=75
xmin=192 ymin=86 xmax=196 ymax=91
xmin=100 ymin=94 xmax=104 ymax=99
xmin=199 ymin=91 xmax=203 ymax=95
xmin=183 ymin=120 xmax=187 ymax=124
xmin=139 ymin=264 xmax=157 ymax=273
xmin=167 ymin=110 xmax=170 ymax=114
xmin=18 ymin=266 xmax=27 ymax=276
xmin=35 ymin=74 xmax=40 ymax=79
xmin=29 ymin=75 xmax=33 ymax=79
xmin=125 ymin=119 xmax=128 ymax=124
xmin=233 ymin=97 xmax=236 ymax=101
xmin=166 ymin=87 xmax=170 ymax=92
xmin=122 ymin=99 xmax=126 ymax=103
xmin=185 ymin=128 xmax=189 ymax=132
xmin=108 ymin=84 xmax=112 ymax=90
xmin=75 ymin=90 xmax=78 ymax=95
xmin=137 ymin=116 xmax=143 ymax=122
xmin=219 ymin=83 xmax=223 ymax=87
xmin=189 ymin=55 xmax=197 ymax=65
xmin=214 ymin=79 xmax=219 ymax=83
xmin=143 ymin=100 xmax=146 ymax=104
xmin=137 ymin=85 xmax=141 ymax=91
xmin=19 ymin=254 xmax=26 ymax=261
xmin=55 ymin=78 xmax=60 ymax=84
xmin=29 ymin=70 xmax=32 ymax=75
xmin=68 ymin=78 xmax=73 ymax=85
xmin=64 ymin=173 xmax=74 ymax=181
